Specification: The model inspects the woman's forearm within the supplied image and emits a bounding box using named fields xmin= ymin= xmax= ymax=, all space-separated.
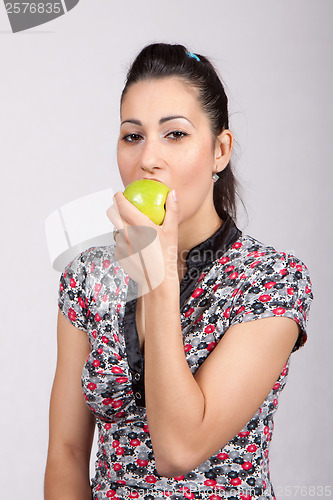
xmin=44 ymin=450 xmax=92 ymax=500
xmin=143 ymin=279 xmax=206 ymax=476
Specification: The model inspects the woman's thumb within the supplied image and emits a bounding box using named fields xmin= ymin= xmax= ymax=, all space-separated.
xmin=163 ymin=189 xmax=179 ymax=224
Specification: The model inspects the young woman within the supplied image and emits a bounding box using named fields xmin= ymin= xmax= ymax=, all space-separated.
xmin=44 ymin=43 xmax=313 ymax=500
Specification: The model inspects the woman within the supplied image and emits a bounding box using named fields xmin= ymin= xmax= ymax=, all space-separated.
xmin=44 ymin=43 xmax=313 ymax=500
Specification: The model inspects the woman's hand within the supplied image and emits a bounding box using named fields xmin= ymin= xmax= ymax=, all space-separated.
xmin=107 ymin=189 xmax=180 ymax=293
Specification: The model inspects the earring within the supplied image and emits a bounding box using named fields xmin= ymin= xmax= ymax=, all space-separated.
xmin=212 ymin=169 xmax=219 ymax=182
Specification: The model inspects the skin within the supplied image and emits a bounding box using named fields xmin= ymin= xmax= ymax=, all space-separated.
xmin=44 ymin=76 xmax=300 ymax=497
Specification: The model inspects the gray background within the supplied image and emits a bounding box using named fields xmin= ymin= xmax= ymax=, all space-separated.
xmin=0 ymin=0 xmax=332 ymax=498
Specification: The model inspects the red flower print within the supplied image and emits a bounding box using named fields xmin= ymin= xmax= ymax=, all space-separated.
xmin=105 ymin=423 xmax=112 ymax=430
xmin=259 ymin=294 xmax=271 ymax=302
xmin=113 ymin=333 xmax=119 ymax=342
xmin=287 ymin=287 xmax=294 ymax=295
xmin=68 ymin=308 xmax=77 ymax=322
xmin=87 ymin=383 xmax=97 ymax=391
xmin=217 ymin=452 xmax=229 ymax=460
xmin=204 ymin=325 xmax=215 ymax=334
xmin=250 ymin=260 xmax=261 ymax=268
xmin=116 ymin=447 xmax=124 ymax=455
xmin=192 ymin=287 xmax=204 ymax=298
xmin=70 ymin=278 xmax=76 ymax=288
xmin=242 ymin=461 xmax=253 ymax=470
xmin=232 ymin=241 xmax=243 ymax=249
xmin=111 ymin=400 xmax=123 ymax=409
xmin=185 ymin=307 xmax=195 ymax=318
xmin=273 ymin=382 xmax=280 ymax=390
xmin=230 ymin=477 xmax=241 ymax=486
xmin=225 ymin=265 xmax=235 ymax=273
xmin=103 ymin=259 xmax=110 ymax=269
xmin=125 ymin=276 xmax=130 ymax=285
xmin=210 ymin=495 xmax=222 ymax=500
xmin=116 ymin=376 xmax=128 ymax=384
xmin=229 ymin=272 xmax=238 ymax=280
xmin=60 ymin=283 xmax=64 ymax=292
xmin=184 ymin=344 xmax=192 ymax=352
xmin=247 ymin=444 xmax=257 ymax=452
xmin=143 ymin=424 xmax=149 ymax=433
xmin=130 ymin=439 xmax=141 ymax=447
xmin=204 ymin=479 xmax=217 ymax=486
xmin=264 ymin=281 xmax=276 ymax=289
xmin=223 ymin=308 xmax=230 ymax=319
xmin=95 ymin=283 xmax=102 ymax=292
xmin=113 ymin=463 xmax=121 ymax=471
xmin=101 ymin=336 xmax=109 ymax=344
xmin=78 ymin=296 xmax=85 ymax=308
xmin=145 ymin=475 xmax=157 ymax=484
xmin=173 ymin=475 xmax=185 ymax=481
xmin=207 ymin=342 xmax=217 ymax=352
xmin=102 ymin=398 xmax=112 ymax=406
xmin=219 ymin=256 xmax=229 ymax=265
xmin=238 ymin=431 xmax=250 ymax=437
xmin=95 ymin=313 xmax=102 ymax=322
xmin=305 ymin=286 xmax=311 ymax=294
xmin=93 ymin=359 xmax=100 ymax=367
xmin=280 ymin=268 xmax=288 ymax=276
xmin=92 ymin=330 xmax=97 ymax=339
xmin=273 ymin=307 xmax=286 ymax=315
xmin=111 ymin=366 xmax=123 ymax=374
xmin=137 ymin=459 xmax=148 ymax=467
xmin=117 ymin=304 xmax=121 ymax=313
xmin=106 ymin=490 xmax=116 ymax=498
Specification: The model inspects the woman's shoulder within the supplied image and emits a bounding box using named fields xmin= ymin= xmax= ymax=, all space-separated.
xmin=61 ymin=244 xmax=123 ymax=279
xmin=229 ymin=233 xmax=311 ymax=276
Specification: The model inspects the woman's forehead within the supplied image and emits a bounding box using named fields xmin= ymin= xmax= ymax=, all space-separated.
xmin=120 ymin=77 xmax=203 ymax=121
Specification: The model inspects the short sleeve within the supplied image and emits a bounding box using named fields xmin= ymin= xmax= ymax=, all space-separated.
xmin=58 ymin=251 xmax=90 ymax=332
xmin=229 ymin=252 xmax=313 ymax=352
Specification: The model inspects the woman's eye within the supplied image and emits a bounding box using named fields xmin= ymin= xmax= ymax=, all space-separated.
xmin=167 ymin=131 xmax=188 ymax=140
xmin=122 ymin=134 xmax=142 ymax=143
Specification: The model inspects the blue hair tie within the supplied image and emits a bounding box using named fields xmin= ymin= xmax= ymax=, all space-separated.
xmin=186 ymin=51 xmax=200 ymax=62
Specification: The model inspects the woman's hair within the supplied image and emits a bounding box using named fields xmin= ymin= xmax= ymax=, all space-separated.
xmin=121 ymin=43 xmax=239 ymax=221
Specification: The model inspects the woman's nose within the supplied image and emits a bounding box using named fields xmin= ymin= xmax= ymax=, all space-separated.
xmin=139 ymin=138 xmax=163 ymax=172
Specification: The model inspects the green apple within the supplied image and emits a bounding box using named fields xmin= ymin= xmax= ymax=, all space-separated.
xmin=123 ymin=179 xmax=171 ymax=225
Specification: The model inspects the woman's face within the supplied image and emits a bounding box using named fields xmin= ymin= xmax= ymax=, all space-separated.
xmin=117 ymin=77 xmax=229 ymax=225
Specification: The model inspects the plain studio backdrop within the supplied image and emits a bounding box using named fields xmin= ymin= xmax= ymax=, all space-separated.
xmin=0 ymin=1 xmax=332 ymax=498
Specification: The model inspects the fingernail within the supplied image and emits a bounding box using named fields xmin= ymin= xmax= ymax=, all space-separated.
xmin=172 ymin=189 xmax=178 ymax=202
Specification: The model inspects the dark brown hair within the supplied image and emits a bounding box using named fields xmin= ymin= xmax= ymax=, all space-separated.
xmin=121 ymin=43 xmax=240 ymax=221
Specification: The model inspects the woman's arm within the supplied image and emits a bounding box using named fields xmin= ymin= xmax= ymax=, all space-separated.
xmin=44 ymin=310 xmax=95 ymax=500
xmin=144 ymin=282 xmax=299 ymax=477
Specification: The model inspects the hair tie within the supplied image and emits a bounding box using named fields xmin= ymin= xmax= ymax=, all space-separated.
xmin=186 ymin=51 xmax=200 ymax=62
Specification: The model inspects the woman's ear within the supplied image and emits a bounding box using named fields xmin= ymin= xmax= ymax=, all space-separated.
xmin=214 ymin=129 xmax=233 ymax=173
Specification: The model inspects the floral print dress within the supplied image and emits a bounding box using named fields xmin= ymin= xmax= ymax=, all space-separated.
xmin=58 ymin=218 xmax=313 ymax=500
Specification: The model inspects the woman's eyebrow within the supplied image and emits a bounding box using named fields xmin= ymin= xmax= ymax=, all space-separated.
xmin=121 ymin=119 xmax=142 ymax=126
xmin=120 ymin=116 xmax=195 ymax=127
xmin=159 ymin=115 xmax=195 ymax=127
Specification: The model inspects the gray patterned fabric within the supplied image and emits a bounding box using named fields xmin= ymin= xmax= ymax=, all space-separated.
xmin=58 ymin=225 xmax=312 ymax=500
